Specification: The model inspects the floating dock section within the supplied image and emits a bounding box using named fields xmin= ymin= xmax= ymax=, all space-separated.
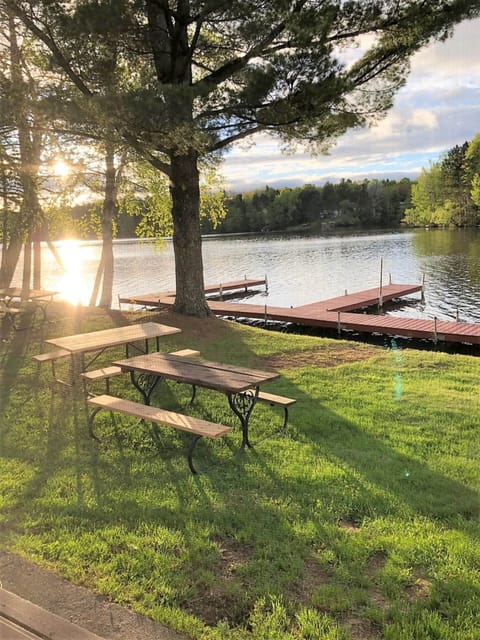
xmin=121 ymin=278 xmax=480 ymax=345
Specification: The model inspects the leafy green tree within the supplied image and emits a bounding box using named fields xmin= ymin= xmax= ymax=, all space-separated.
xmin=464 ymin=134 xmax=480 ymax=222
xmin=439 ymin=141 xmax=473 ymax=224
xmin=216 ymin=194 xmax=248 ymax=234
xmin=403 ymin=164 xmax=445 ymax=225
xmin=296 ymin=184 xmax=323 ymax=224
xmin=471 ymin=174 xmax=480 ymax=208
xmin=265 ymin=188 xmax=298 ymax=230
xmin=7 ymin=0 xmax=480 ymax=314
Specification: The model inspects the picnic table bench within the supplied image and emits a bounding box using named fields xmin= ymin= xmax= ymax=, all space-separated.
xmin=88 ymin=394 xmax=232 ymax=474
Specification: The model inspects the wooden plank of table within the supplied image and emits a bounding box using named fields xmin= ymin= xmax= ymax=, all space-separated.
xmin=0 ymin=288 xmax=58 ymax=301
xmin=156 ymin=353 xmax=276 ymax=380
xmin=114 ymin=353 xmax=278 ymax=393
xmin=46 ymin=322 xmax=181 ymax=354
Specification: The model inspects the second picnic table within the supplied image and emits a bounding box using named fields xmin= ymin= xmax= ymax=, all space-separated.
xmin=44 ymin=322 xmax=181 ymax=385
xmin=112 ymin=352 xmax=279 ymax=450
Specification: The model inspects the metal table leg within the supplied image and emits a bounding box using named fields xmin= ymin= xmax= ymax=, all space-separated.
xmin=227 ymin=387 xmax=259 ymax=452
xmin=130 ymin=371 xmax=160 ymax=405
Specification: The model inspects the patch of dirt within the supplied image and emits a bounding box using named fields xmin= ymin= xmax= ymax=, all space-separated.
xmin=187 ymin=586 xmax=247 ymax=628
xmin=289 ymin=556 xmax=331 ymax=604
xmin=345 ymin=616 xmax=382 ymax=640
xmin=365 ymin=551 xmax=388 ymax=578
xmin=366 ymin=551 xmax=390 ymax=610
xmin=405 ymin=571 xmax=432 ymax=602
xmin=338 ymin=519 xmax=362 ymax=534
xmin=186 ymin=539 xmax=253 ymax=627
xmin=215 ymin=539 xmax=254 ymax=580
xmin=263 ymin=342 xmax=381 ymax=370
xmin=131 ymin=309 xmax=231 ymax=342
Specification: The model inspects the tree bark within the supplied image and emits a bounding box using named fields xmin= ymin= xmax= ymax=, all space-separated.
xmin=90 ymin=144 xmax=118 ymax=308
xmin=98 ymin=146 xmax=116 ymax=308
xmin=170 ymin=153 xmax=210 ymax=316
xmin=0 ymin=236 xmax=22 ymax=288
xmin=33 ymin=230 xmax=41 ymax=289
xmin=21 ymin=240 xmax=31 ymax=295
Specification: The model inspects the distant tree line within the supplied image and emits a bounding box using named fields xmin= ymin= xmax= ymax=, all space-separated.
xmin=404 ymin=134 xmax=480 ymax=226
xmin=201 ymin=178 xmax=413 ymax=234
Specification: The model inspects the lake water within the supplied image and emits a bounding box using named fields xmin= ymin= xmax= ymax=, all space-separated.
xmin=8 ymin=227 xmax=480 ymax=323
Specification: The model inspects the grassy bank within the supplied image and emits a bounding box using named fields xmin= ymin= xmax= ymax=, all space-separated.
xmin=0 ymin=304 xmax=479 ymax=639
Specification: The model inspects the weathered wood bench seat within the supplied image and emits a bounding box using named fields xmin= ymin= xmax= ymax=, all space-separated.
xmin=33 ymin=348 xmax=70 ymax=363
xmin=87 ymin=394 xmax=231 ymax=473
xmin=33 ymin=348 xmax=71 ymax=382
xmin=256 ymin=391 xmax=296 ymax=430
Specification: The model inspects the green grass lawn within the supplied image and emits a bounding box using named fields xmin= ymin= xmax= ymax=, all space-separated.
xmin=0 ymin=303 xmax=479 ymax=639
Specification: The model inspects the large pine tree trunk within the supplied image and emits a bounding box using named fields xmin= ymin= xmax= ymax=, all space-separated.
xmin=170 ymin=153 xmax=210 ymax=316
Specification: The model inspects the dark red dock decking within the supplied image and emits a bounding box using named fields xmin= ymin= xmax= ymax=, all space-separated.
xmin=121 ymin=279 xmax=480 ymax=345
xmin=296 ymin=283 xmax=423 ymax=313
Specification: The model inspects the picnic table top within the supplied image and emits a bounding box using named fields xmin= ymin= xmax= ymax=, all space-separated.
xmin=113 ymin=352 xmax=279 ymax=393
xmin=0 ymin=288 xmax=58 ymax=300
xmin=46 ymin=322 xmax=181 ymax=354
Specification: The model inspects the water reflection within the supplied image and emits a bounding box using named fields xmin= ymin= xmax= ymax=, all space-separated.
xmin=52 ymin=240 xmax=95 ymax=306
xmin=410 ymin=229 xmax=480 ymax=322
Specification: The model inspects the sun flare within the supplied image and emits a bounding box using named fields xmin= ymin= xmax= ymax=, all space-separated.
xmin=52 ymin=159 xmax=70 ymax=178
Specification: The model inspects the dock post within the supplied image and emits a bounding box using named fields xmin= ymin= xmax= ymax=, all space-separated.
xmin=264 ymin=304 xmax=268 ymax=328
xmin=337 ymin=311 xmax=341 ymax=336
xmin=389 ymin=272 xmax=392 ymax=285
xmin=433 ymin=316 xmax=438 ymax=344
xmin=244 ymin=274 xmax=247 ymax=292
xmin=379 ymin=257 xmax=384 ymax=309
xmin=421 ymin=273 xmax=425 ymax=302
xmin=456 ymin=308 xmax=460 ymax=322
xmin=265 ymin=273 xmax=268 ymax=294
xmin=219 ymin=283 xmax=223 ymax=299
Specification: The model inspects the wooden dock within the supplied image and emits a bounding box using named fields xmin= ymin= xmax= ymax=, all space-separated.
xmin=296 ymin=283 xmax=423 ymax=313
xmin=120 ymin=278 xmax=480 ymax=345
xmin=118 ymin=277 xmax=267 ymax=307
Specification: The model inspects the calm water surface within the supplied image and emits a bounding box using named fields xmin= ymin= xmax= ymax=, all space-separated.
xmin=10 ymin=227 xmax=480 ymax=323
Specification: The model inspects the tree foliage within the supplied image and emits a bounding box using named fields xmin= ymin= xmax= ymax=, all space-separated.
xmin=207 ymin=178 xmax=411 ymax=234
xmin=4 ymin=0 xmax=480 ymax=314
xmin=404 ymin=136 xmax=480 ymax=226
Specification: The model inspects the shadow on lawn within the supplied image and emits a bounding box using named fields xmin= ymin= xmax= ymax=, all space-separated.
xmin=2 ymin=310 xmax=479 ymax=631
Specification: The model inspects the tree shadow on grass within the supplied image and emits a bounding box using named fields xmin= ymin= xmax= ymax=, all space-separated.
xmin=2 ymin=311 xmax=479 ymax=632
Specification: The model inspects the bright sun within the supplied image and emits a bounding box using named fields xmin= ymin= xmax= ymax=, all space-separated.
xmin=53 ymin=159 xmax=70 ymax=177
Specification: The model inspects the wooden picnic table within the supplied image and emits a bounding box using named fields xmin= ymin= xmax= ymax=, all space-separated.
xmin=0 ymin=287 xmax=58 ymax=321
xmin=45 ymin=322 xmax=181 ymax=385
xmin=113 ymin=352 xmax=279 ymax=451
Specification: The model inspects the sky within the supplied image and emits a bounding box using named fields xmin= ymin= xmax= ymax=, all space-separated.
xmin=220 ymin=17 xmax=480 ymax=193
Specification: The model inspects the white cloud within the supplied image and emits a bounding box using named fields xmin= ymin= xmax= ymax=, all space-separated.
xmin=408 ymin=109 xmax=438 ymax=130
xmin=220 ymin=17 xmax=480 ymax=192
